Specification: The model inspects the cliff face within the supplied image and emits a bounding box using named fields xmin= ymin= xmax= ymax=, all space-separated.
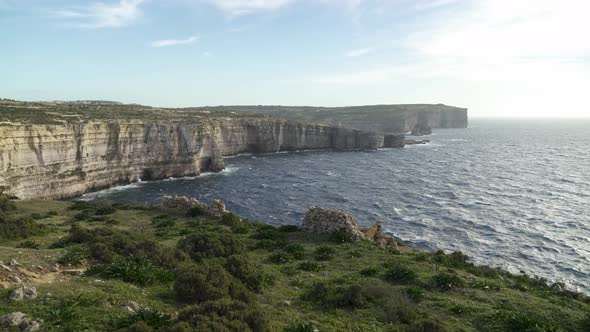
xmin=208 ymin=104 xmax=468 ymax=134
xmin=0 ymin=118 xmax=393 ymax=200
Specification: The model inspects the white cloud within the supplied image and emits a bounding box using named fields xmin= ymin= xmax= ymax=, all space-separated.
xmin=55 ymin=0 xmax=144 ymax=28
xmin=345 ymin=47 xmax=374 ymax=57
xmin=150 ymin=36 xmax=199 ymax=48
xmin=205 ymin=0 xmax=293 ymax=16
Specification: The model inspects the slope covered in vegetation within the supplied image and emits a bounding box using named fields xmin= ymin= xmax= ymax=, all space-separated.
xmin=0 ymin=197 xmax=588 ymax=331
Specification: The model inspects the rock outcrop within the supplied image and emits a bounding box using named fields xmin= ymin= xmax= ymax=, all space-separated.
xmin=0 ymin=118 xmax=403 ymax=200
xmin=9 ymin=286 xmax=37 ymax=302
xmin=302 ymin=207 xmax=397 ymax=248
xmin=161 ymin=195 xmax=227 ymax=217
xmin=411 ymin=123 xmax=433 ymax=136
xmin=0 ymin=312 xmax=41 ymax=331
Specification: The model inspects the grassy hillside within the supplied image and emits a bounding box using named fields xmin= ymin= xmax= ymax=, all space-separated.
xmin=0 ymin=197 xmax=588 ymax=331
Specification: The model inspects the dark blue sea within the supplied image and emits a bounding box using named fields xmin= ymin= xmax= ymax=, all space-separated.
xmin=81 ymin=119 xmax=590 ymax=293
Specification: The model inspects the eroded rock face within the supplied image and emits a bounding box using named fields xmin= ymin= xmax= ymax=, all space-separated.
xmin=303 ymin=207 xmax=398 ymax=249
xmin=9 ymin=286 xmax=37 ymax=301
xmin=0 ymin=118 xmax=387 ymax=200
xmin=411 ymin=123 xmax=433 ymax=136
xmin=161 ymin=195 xmax=228 ymax=217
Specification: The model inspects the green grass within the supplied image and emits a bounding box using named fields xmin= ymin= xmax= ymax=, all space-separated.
xmin=0 ymin=198 xmax=588 ymax=331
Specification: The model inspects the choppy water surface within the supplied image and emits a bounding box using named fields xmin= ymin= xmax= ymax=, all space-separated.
xmin=83 ymin=119 xmax=590 ymax=293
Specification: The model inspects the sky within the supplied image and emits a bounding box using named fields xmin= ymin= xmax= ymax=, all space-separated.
xmin=1 ymin=0 xmax=589 ymax=118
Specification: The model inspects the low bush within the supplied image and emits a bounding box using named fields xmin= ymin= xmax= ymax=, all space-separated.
xmin=225 ymin=255 xmax=266 ymax=292
xmin=175 ymin=265 xmax=233 ymax=304
xmin=269 ymin=251 xmax=294 ymax=265
xmin=151 ymin=215 xmax=177 ymax=228
xmin=284 ymin=244 xmax=305 ymax=260
xmin=175 ymin=299 xmax=269 ymax=331
xmin=17 ymin=240 xmax=40 ymax=250
xmin=431 ymin=272 xmax=464 ymax=291
xmin=277 ymin=225 xmax=299 ymax=232
xmin=186 ymin=206 xmax=207 ymax=217
xmin=221 ymin=212 xmax=242 ymax=226
xmin=0 ymin=194 xmax=16 ymax=212
xmin=383 ymin=261 xmax=418 ymax=284
xmin=304 ymin=282 xmax=373 ymax=310
xmin=120 ymin=308 xmax=173 ymax=329
xmin=360 ymin=280 xmax=418 ymax=324
xmin=297 ymin=261 xmax=322 ymax=272
xmin=284 ymin=323 xmax=315 ymax=332
xmin=57 ymin=245 xmax=90 ymax=265
xmin=178 ymin=232 xmax=245 ymax=260
xmin=407 ymin=319 xmax=447 ymax=332
xmin=359 ymin=267 xmax=379 ymax=277
xmin=57 ymin=225 xmax=180 ymax=268
xmin=314 ymin=246 xmax=337 ymax=261
xmin=0 ymin=214 xmax=45 ymax=240
xmin=254 ymin=226 xmax=287 ymax=241
xmin=89 ymin=255 xmax=175 ymax=286
xmin=256 ymin=238 xmax=288 ymax=251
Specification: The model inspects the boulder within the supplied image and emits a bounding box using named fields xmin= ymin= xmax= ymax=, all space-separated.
xmin=0 ymin=312 xmax=41 ymax=331
xmin=9 ymin=286 xmax=37 ymax=301
xmin=160 ymin=195 xmax=228 ymax=217
xmin=302 ymin=207 xmax=365 ymax=240
xmin=303 ymin=207 xmax=398 ymax=249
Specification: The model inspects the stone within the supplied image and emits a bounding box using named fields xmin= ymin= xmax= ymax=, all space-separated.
xmin=10 ymin=275 xmax=22 ymax=283
xmin=9 ymin=258 xmax=20 ymax=266
xmin=303 ymin=207 xmax=398 ymax=248
xmin=0 ymin=312 xmax=41 ymax=331
xmin=1 ymin=264 xmax=13 ymax=272
xmin=123 ymin=300 xmax=146 ymax=313
xmin=9 ymin=286 xmax=37 ymax=301
xmin=50 ymin=264 xmax=60 ymax=272
xmin=302 ymin=207 xmax=365 ymax=240
xmin=161 ymin=195 xmax=228 ymax=217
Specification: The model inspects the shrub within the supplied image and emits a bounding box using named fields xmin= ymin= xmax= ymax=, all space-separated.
xmin=0 ymin=214 xmax=45 ymax=240
xmin=57 ymin=225 xmax=180 ymax=268
xmin=176 ymin=299 xmax=269 ymax=331
xmin=330 ymin=229 xmax=355 ymax=243
xmin=284 ymin=244 xmax=306 ymax=260
xmin=304 ymin=282 xmax=369 ymax=309
xmin=277 ymin=225 xmax=299 ymax=232
xmin=404 ymin=286 xmax=425 ymax=302
xmin=431 ymin=272 xmax=464 ymax=291
xmin=407 ymin=319 xmax=447 ymax=332
xmin=69 ymin=201 xmax=95 ymax=211
xmin=120 ymin=309 xmax=173 ymax=329
xmin=178 ymin=232 xmax=245 ymax=260
xmin=57 ymin=245 xmax=89 ymax=265
xmin=383 ymin=261 xmax=418 ymax=284
xmin=17 ymin=240 xmax=40 ymax=250
xmin=151 ymin=215 xmax=177 ymax=228
xmin=225 ymin=255 xmax=266 ymax=292
xmin=221 ymin=212 xmax=242 ymax=226
xmin=314 ymin=246 xmax=337 ymax=261
xmin=298 ymin=261 xmax=322 ymax=272
xmin=254 ymin=227 xmax=286 ymax=241
xmin=0 ymin=194 xmax=16 ymax=212
xmin=89 ymin=255 xmax=175 ymax=286
xmin=175 ymin=265 xmax=232 ymax=304
xmin=284 ymin=323 xmax=315 ymax=332
xmin=269 ymin=251 xmax=293 ymax=265
xmin=359 ymin=267 xmax=379 ymax=277
xmin=256 ymin=238 xmax=288 ymax=251
xmin=95 ymin=206 xmax=116 ymax=215
xmin=186 ymin=206 xmax=207 ymax=217
xmin=359 ymin=280 xmax=418 ymax=324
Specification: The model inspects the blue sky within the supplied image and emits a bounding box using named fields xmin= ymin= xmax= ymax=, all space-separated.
xmin=1 ymin=0 xmax=589 ymax=117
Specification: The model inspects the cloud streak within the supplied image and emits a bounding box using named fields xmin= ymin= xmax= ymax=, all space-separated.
xmin=345 ymin=47 xmax=374 ymax=57
xmin=55 ymin=0 xmax=144 ymax=28
xmin=206 ymin=0 xmax=294 ymax=16
xmin=150 ymin=36 xmax=199 ymax=48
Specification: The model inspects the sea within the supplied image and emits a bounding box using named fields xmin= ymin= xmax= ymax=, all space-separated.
xmin=80 ymin=119 xmax=590 ymax=293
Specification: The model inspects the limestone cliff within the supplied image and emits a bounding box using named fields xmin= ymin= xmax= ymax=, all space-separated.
xmin=207 ymin=104 xmax=468 ymax=134
xmin=0 ymin=118 xmax=394 ymax=200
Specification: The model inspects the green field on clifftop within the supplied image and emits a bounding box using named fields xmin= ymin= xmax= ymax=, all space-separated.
xmin=0 ymin=197 xmax=588 ymax=331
